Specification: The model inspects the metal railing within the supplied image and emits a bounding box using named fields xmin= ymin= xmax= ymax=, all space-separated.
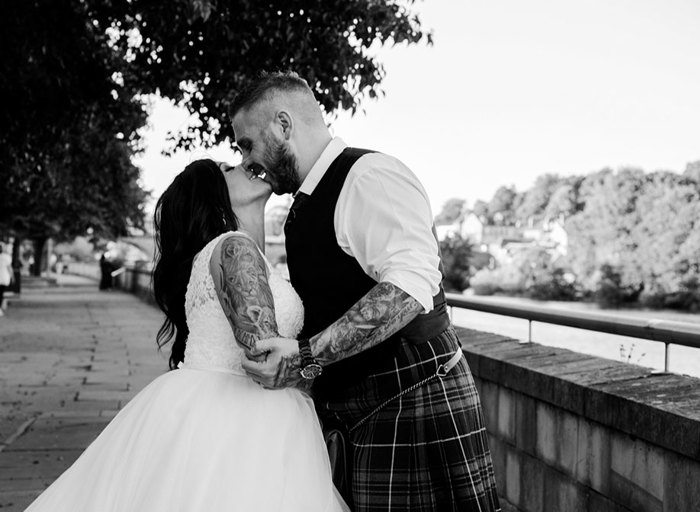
xmin=445 ymin=293 xmax=700 ymax=372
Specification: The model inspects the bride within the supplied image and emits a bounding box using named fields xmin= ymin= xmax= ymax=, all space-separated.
xmin=25 ymin=159 xmax=348 ymax=511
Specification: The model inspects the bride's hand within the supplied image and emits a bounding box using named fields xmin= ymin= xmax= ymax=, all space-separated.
xmin=242 ymin=337 xmax=304 ymax=389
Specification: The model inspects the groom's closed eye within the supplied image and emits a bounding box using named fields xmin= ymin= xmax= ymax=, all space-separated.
xmin=236 ymin=137 xmax=252 ymax=154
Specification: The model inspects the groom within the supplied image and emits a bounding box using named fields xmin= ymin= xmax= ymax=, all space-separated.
xmin=234 ymin=71 xmax=500 ymax=512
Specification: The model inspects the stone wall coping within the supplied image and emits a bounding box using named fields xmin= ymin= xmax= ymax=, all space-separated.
xmin=455 ymin=327 xmax=700 ymax=461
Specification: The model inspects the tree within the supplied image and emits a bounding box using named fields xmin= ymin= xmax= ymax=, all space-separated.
xmin=435 ymin=198 xmax=466 ymax=226
xmin=439 ymin=234 xmax=472 ymax=292
xmin=544 ymin=176 xmax=584 ymax=220
xmin=472 ymin=199 xmax=489 ymax=221
xmin=92 ymin=0 xmax=432 ymax=152
xmin=516 ymin=173 xmax=562 ymax=224
xmin=566 ymin=168 xmax=646 ymax=290
xmin=487 ymin=186 xmax=519 ymax=225
xmin=630 ymin=172 xmax=700 ymax=294
xmin=2 ymin=0 xmax=431 ymax=273
xmin=0 ymin=0 xmax=149 ymax=274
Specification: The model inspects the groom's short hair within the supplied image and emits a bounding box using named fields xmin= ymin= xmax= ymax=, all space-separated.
xmin=230 ymin=71 xmax=315 ymax=118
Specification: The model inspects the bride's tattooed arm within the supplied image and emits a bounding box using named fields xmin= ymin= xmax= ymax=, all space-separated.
xmin=310 ymin=282 xmax=423 ymax=365
xmin=212 ymin=235 xmax=278 ymax=354
xmin=213 ymin=235 xmax=313 ymax=391
xmin=241 ymin=281 xmax=422 ymax=389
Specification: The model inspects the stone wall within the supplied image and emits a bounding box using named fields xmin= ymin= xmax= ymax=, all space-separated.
xmin=455 ymin=326 xmax=700 ymax=512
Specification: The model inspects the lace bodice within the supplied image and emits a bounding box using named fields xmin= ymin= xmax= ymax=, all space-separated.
xmin=182 ymin=232 xmax=304 ymax=374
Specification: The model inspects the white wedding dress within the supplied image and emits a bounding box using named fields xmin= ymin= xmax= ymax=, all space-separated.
xmin=26 ymin=232 xmax=349 ymax=512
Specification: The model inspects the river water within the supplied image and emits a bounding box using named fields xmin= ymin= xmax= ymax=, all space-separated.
xmin=450 ymin=296 xmax=700 ymax=379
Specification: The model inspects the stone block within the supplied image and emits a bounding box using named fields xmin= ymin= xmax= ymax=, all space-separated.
xmin=0 ymin=449 xmax=82 ymax=480
xmin=520 ymin=452 xmax=544 ymax=511
xmin=663 ymin=450 xmax=700 ymax=511
xmin=505 ymin=448 xmax=521 ymax=507
xmin=609 ymin=433 xmax=664 ymax=512
xmin=515 ymin=392 xmax=538 ymax=456
xmin=0 ymin=489 xmax=43 ymax=512
xmin=543 ymin=469 xmax=587 ymax=512
xmin=586 ymin=488 xmax=636 ymax=512
xmin=6 ymin=417 xmax=109 ymax=451
xmin=536 ymin=402 xmax=556 ymax=466
xmin=498 ymin=387 xmax=515 ymax=443
xmin=576 ymin=419 xmax=611 ymax=495
xmin=556 ymin=410 xmax=579 ymax=475
xmin=488 ymin=434 xmax=507 ymax=496
xmin=610 ymin=432 xmax=664 ymax=502
xmin=498 ymin=500 xmax=521 ymax=512
xmin=76 ymin=389 xmax=134 ymax=402
xmin=480 ymin=379 xmax=499 ymax=434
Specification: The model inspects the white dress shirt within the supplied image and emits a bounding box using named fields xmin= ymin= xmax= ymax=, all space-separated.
xmin=297 ymin=137 xmax=442 ymax=313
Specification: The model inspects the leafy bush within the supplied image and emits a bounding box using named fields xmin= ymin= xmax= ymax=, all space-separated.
xmin=470 ymin=266 xmax=526 ymax=296
xmin=593 ymin=264 xmax=643 ymax=308
xmin=439 ymin=234 xmax=472 ymax=292
xmin=640 ymin=277 xmax=700 ymax=311
xmin=527 ymin=268 xmax=579 ymax=301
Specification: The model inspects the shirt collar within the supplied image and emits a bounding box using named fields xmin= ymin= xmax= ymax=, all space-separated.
xmin=297 ymin=137 xmax=347 ymax=197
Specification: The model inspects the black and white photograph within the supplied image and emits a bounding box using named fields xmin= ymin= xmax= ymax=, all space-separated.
xmin=1 ymin=1 xmax=699 ymax=511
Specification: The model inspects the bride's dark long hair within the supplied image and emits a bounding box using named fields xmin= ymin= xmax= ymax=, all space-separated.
xmin=152 ymin=159 xmax=238 ymax=369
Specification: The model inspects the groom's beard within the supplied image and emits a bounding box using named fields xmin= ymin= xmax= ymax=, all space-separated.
xmin=263 ymin=134 xmax=301 ymax=195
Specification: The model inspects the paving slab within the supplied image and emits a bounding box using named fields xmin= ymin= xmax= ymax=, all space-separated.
xmin=0 ymin=277 xmax=166 ymax=511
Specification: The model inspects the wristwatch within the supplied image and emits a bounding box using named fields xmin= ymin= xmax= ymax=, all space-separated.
xmin=298 ymin=338 xmax=323 ymax=380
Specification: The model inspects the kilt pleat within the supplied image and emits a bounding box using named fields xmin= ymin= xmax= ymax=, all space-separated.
xmin=317 ymin=327 xmax=501 ymax=512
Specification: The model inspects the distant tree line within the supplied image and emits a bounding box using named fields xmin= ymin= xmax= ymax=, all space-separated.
xmin=437 ymin=160 xmax=700 ymax=310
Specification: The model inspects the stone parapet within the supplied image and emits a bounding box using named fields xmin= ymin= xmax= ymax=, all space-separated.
xmin=456 ymin=326 xmax=700 ymax=512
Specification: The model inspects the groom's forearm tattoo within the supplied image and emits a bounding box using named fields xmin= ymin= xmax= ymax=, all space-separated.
xmin=217 ymin=236 xmax=278 ymax=352
xmin=310 ymin=282 xmax=423 ymax=365
xmin=273 ymin=351 xmax=307 ymax=389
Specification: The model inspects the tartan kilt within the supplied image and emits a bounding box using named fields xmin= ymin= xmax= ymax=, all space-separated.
xmin=316 ymin=326 xmax=501 ymax=512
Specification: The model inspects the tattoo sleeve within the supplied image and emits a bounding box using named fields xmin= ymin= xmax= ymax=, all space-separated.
xmin=210 ymin=235 xmax=279 ymax=352
xmin=310 ymin=281 xmax=423 ymax=365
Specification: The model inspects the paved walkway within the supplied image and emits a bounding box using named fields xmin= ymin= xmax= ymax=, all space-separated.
xmin=0 ymin=276 xmax=167 ymax=511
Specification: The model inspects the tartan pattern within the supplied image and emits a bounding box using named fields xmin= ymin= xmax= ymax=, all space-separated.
xmin=318 ymin=327 xmax=501 ymax=512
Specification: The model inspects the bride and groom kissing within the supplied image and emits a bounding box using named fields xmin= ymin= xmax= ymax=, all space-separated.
xmin=25 ymin=71 xmax=501 ymax=512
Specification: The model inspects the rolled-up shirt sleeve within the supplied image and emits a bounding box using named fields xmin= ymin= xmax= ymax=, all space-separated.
xmin=334 ymin=153 xmax=442 ymax=313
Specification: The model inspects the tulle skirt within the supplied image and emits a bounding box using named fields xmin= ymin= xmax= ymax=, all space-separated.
xmin=25 ymin=368 xmax=349 ymax=512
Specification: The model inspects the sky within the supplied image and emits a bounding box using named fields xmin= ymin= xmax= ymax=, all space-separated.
xmin=134 ymin=0 xmax=700 ymax=215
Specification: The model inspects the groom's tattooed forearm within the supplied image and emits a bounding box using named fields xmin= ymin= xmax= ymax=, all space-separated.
xmin=310 ymin=282 xmax=423 ymax=365
xmin=217 ymin=236 xmax=278 ymax=352
xmin=273 ymin=351 xmax=307 ymax=389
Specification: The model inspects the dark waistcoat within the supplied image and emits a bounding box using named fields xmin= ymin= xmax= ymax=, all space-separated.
xmin=284 ymin=147 xmax=450 ymax=391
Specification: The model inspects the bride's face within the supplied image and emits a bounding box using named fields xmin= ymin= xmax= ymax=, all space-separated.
xmin=218 ymin=163 xmax=272 ymax=210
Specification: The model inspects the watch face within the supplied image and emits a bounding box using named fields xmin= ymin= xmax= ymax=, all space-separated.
xmin=300 ymin=363 xmax=323 ymax=380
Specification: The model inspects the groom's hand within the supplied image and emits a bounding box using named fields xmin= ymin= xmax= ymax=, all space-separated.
xmin=242 ymin=337 xmax=304 ymax=389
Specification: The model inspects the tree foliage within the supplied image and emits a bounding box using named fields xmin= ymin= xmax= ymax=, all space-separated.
xmin=434 ymin=198 xmax=466 ymax=226
xmin=487 ymin=185 xmax=518 ymax=225
xmin=439 ymin=233 xmax=472 ymax=292
xmin=1 ymin=0 xmax=430 ymax=269
xmin=0 ymin=0 xmax=148 ymax=243
xmin=92 ymin=0 xmax=431 ymax=152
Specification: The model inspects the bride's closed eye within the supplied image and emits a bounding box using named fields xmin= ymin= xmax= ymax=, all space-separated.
xmin=217 ymin=161 xmax=234 ymax=173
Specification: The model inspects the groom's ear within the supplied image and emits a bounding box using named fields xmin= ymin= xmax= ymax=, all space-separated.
xmin=276 ymin=110 xmax=293 ymax=140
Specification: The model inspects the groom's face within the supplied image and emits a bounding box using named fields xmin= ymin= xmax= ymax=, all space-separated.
xmin=233 ymin=107 xmax=301 ymax=195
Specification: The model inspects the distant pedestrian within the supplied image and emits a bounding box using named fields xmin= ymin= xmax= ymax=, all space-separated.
xmin=0 ymin=245 xmax=13 ymax=315
xmin=98 ymin=253 xmax=112 ymax=290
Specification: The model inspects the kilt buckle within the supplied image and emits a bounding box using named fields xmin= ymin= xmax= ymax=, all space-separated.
xmin=436 ymin=348 xmax=463 ymax=378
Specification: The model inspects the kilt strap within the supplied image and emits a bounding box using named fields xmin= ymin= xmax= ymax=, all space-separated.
xmin=348 ymin=347 xmax=463 ymax=434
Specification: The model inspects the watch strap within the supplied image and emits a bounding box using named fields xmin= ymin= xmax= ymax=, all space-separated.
xmin=298 ymin=337 xmax=314 ymax=365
